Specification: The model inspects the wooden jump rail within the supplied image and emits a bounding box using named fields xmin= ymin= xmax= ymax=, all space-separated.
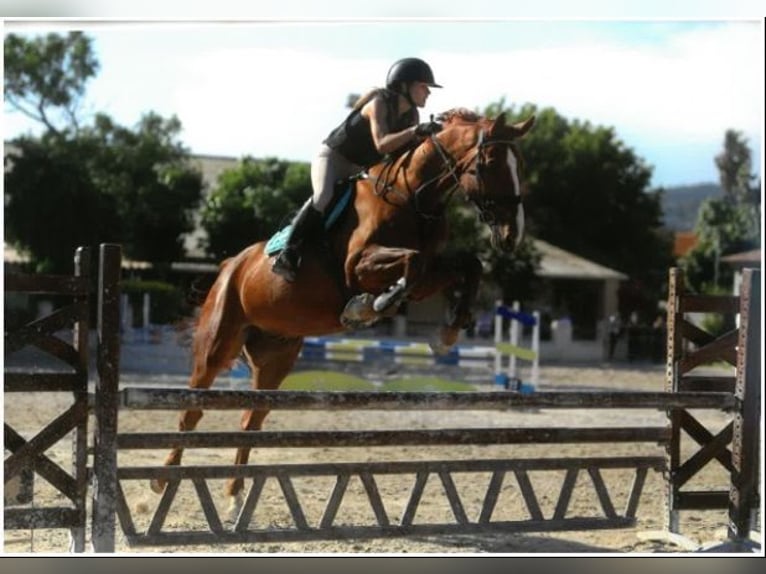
xmin=119 ymin=388 xmax=736 ymax=411
xmin=108 ymin=387 xmax=736 ymax=549
xmin=116 ymin=427 xmax=672 ymax=450
xmin=115 ymin=457 xmax=666 ymax=547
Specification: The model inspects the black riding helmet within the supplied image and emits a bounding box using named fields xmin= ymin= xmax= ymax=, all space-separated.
xmin=386 ymin=57 xmax=443 ymax=90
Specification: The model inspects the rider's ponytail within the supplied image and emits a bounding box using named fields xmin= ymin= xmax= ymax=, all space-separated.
xmin=351 ymin=88 xmax=385 ymax=111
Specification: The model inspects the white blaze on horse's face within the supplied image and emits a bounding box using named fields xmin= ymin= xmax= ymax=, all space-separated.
xmin=506 ymin=148 xmax=524 ymax=248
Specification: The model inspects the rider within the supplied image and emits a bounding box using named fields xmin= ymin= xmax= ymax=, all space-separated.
xmin=272 ymin=57 xmax=444 ymax=282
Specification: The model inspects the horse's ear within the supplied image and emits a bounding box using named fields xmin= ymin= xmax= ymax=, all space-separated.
xmin=508 ymin=115 xmax=535 ymax=139
xmin=489 ymin=113 xmax=507 ymax=134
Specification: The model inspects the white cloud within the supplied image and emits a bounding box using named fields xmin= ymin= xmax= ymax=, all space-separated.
xmin=173 ymin=48 xmax=393 ymax=160
xmin=426 ymin=22 xmax=762 ymax=145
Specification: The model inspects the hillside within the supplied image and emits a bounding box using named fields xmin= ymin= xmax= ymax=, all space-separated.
xmin=655 ymin=183 xmax=722 ymax=231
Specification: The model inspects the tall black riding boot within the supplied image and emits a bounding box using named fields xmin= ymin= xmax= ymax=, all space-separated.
xmin=272 ymin=200 xmax=323 ymax=282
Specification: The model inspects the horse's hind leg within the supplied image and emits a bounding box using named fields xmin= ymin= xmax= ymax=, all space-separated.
xmin=150 ymin=278 xmax=247 ymax=494
xmin=225 ymin=329 xmax=303 ymax=517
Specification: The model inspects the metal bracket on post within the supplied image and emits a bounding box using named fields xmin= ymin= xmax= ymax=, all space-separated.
xmin=727 ymin=268 xmax=761 ymax=547
xmin=90 ymin=244 xmax=122 ymax=553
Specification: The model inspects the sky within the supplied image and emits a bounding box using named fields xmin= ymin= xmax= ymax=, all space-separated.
xmin=1 ymin=7 xmax=764 ymax=189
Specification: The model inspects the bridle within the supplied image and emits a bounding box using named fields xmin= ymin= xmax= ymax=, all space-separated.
xmin=434 ymin=129 xmax=523 ymax=225
xmin=368 ymin=127 xmax=522 ymax=224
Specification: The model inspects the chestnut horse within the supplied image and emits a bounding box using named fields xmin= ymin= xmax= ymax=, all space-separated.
xmin=151 ymin=109 xmax=535 ymax=512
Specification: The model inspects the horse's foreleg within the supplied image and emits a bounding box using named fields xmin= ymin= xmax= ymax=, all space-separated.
xmin=352 ymin=245 xmax=424 ymax=312
xmin=439 ymin=254 xmax=483 ymax=350
xmin=225 ymin=331 xmax=303 ymax=519
xmin=407 ymin=253 xmax=484 ymax=353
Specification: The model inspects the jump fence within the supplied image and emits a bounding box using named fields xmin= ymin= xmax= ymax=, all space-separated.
xmin=3 ymin=244 xmax=761 ymax=553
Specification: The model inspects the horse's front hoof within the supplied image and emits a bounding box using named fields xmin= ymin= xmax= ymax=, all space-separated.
xmin=340 ymin=293 xmax=379 ymax=329
xmin=429 ymin=326 xmax=459 ymax=356
xmin=428 ymin=338 xmax=451 ymax=356
xmin=149 ymin=479 xmax=166 ymax=494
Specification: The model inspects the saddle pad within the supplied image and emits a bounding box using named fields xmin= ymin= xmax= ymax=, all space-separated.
xmin=265 ymin=181 xmax=355 ymax=256
xmin=265 ymin=224 xmax=293 ymax=255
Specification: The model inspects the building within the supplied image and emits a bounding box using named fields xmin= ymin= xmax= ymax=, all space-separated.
xmin=673 ymin=230 xmax=698 ymax=258
xmin=721 ymin=248 xmax=762 ymax=295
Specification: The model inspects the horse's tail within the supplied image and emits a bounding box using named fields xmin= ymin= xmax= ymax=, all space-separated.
xmin=191 ymin=255 xmax=242 ymax=377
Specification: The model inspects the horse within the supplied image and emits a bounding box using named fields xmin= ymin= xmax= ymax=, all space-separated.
xmin=150 ymin=108 xmax=535 ymax=513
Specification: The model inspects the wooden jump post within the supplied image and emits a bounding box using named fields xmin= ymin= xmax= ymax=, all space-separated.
xmin=665 ymin=267 xmax=761 ymax=550
xmin=3 ymin=246 xmax=93 ymax=552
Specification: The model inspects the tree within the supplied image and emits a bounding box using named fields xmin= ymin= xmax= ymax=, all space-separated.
xmin=715 ymin=130 xmax=758 ymax=204
xmin=484 ymin=100 xmax=674 ymax=321
xmin=4 ymin=31 xmax=98 ymax=134
xmin=682 ymin=130 xmax=760 ymax=293
xmin=4 ymin=115 xmax=204 ymax=273
xmin=442 ymin=195 xmax=542 ymax=306
xmin=83 ymin=113 xmax=204 ymax=266
xmin=4 ymin=133 xmax=122 ymax=273
xmin=200 ymin=158 xmax=311 ymax=259
xmin=4 ymin=32 xmax=203 ymax=273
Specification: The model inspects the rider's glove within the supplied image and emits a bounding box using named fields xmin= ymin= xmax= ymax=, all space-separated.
xmin=414 ymin=121 xmax=443 ymax=137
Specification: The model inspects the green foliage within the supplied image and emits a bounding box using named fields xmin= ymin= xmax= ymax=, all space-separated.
xmin=200 ymin=157 xmax=311 ymax=259
xmin=681 ymin=197 xmax=760 ymax=292
xmin=4 ymin=33 xmax=203 ymax=273
xmin=4 ymin=135 xmax=123 ymax=273
xmin=81 ymin=112 xmax=204 ymax=265
xmin=715 ymin=130 xmax=758 ymax=204
xmin=121 ymin=279 xmax=185 ymax=325
xmin=681 ymin=130 xmax=760 ymax=293
xmin=484 ymin=99 xmax=674 ymax=321
xmin=4 ymin=31 xmax=98 ymax=133
xmin=696 ymin=283 xmax=737 ymax=338
xmin=486 ymin=237 xmax=542 ymax=304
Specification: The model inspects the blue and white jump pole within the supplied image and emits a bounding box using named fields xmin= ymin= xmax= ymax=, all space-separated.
xmin=494 ymin=300 xmax=539 ymax=392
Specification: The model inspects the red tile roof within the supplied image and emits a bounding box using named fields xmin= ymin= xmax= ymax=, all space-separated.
xmin=673 ymin=231 xmax=698 ymax=257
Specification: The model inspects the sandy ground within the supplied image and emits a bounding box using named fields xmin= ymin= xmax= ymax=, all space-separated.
xmin=3 ymin=362 xmax=754 ymax=555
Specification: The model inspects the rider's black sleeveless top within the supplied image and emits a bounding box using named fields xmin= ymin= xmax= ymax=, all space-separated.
xmin=323 ymin=89 xmax=418 ymax=168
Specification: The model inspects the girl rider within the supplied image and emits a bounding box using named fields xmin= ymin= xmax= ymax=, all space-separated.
xmin=272 ymin=57 xmax=443 ymax=282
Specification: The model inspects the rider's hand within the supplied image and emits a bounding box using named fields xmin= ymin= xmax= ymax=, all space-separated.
xmin=414 ymin=121 xmax=443 ymax=137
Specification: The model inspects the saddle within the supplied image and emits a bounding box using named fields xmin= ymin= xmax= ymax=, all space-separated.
xmin=265 ymin=176 xmax=359 ymax=256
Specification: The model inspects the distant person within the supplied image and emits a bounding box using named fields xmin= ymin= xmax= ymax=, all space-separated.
xmin=608 ymin=313 xmax=622 ymax=361
xmin=652 ymin=314 xmax=667 ymax=363
xmin=272 ymin=57 xmax=444 ymax=282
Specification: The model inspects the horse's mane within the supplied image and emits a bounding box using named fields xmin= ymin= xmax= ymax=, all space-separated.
xmin=368 ymin=107 xmax=487 ymax=183
xmin=437 ymin=108 xmax=482 ymax=126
